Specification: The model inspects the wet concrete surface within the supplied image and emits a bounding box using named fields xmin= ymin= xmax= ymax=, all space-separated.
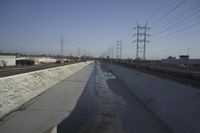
xmin=106 ymin=63 xmax=200 ymax=133
xmin=57 ymin=63 xmax=98 ymax=133
xmin=0 ymin=64 xmax=94 ymax=133
xmin=56 ymin=62 xmax=171 ymax=133
xmin=106 ymin=74 xmax=171 ymax=133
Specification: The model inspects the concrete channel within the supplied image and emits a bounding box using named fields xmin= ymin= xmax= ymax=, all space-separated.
xmin=1 ymin=61 xmax=200 ymax=133
xmin=49 ymin=62 xmax=171 ymax=133
xmin=0 ymin=62 xmax=94 ymax=133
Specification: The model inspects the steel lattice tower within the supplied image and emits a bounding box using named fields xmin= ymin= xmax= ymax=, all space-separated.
xmin=133 ymin=24 xmax=150 ymax=60
xmin=116 ymin=40 xmax=122 ymax=59
xmin=60 ymin=35 xmax=64 ymax=56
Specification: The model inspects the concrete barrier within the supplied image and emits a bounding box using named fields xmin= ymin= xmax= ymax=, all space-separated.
xmin=0 ymin=61 xmax=93 ymax=119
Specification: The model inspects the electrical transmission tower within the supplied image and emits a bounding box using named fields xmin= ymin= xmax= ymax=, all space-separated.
xmin=116 ymin=40 xmax=122 ymax=59
xmin=60 ymin=35 xmax=64 ymax=56
xmin=77 ymin=47 xmax=80 ymax=57
xmin=133 ymin=24 xmax=150 ymax=60
xmin=111 ymin=46 xmax=114 ymax=59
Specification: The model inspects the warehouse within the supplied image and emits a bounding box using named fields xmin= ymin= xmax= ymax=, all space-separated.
xmin=0 ymin=55 xmax=16 ymax=66
xmin=161 ymin=55 xmax=200 ymax=68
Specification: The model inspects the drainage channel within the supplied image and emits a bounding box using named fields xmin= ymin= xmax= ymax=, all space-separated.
xmin=47 ymin=62 xmax=171 ymax=133
xmin=45 ymin=63 xmax=97 ymax=133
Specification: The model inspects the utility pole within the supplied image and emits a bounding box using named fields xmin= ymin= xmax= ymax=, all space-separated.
xmin=133 ymin=24 xmax=150 ymax=60
xmin=60 ymin=35 xmax=64 ymax=56
xmin=116 ymin=40 xmax=122 ymax=59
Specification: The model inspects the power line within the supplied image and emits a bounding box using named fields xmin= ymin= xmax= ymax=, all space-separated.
xmin=155 ymin=1 xmax=200 ymax=29
xmin=147 ymin=0 xmax=170 ymax=22
xmin=152 ymin=8 xmax=200 ymax=36
xmin=155 ymin=0 xmax=187 ymax=24
xmin=156 ymin=20 xmax=200 ymax=40
xmin=158 ymin=15 xmax=200 ymax=37
xmin=151 ymin=0 xmax=198 ymax=29
xmin=157 ymin=28 xmax=200 ymax=41
xmin=173 ymin=28 xmax=200 ymax=38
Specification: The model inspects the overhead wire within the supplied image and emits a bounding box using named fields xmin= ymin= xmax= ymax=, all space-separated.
xmin=152 ymin=8 xmax=200 ymax=36
xmin=149 ymin=0 xmax=200 ymax=42
xmin=155 ymin=1 xmax=199 ymax=29
xmin=145 ymin=0 xmax=189 ymax=42
xmin=157 ymin=28 xmax=200 ymax=41
xmin=151 ymin=0 xmax=187 ymax=26
xmin=156 ymin=20 xmax=200 ymax=40
xmin=147 ymin=0 xmax=170 ymax=23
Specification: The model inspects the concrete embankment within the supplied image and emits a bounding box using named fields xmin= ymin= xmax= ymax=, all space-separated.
xmin=106 ymin=63 xmax=200 ymax=133
xmin=0 ymin=61 xmax=93 ymax=119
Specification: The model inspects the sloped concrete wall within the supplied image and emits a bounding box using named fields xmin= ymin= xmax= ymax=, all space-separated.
xmin=0 ymin=61 xmax=93 ymax=119
xmin=106 ymin=63 xmax=200 ymax=133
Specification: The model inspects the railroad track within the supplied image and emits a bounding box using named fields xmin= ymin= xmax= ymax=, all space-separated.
xmin=0 ymin=62 xmax=77 ymax=78
xmin=113 ymin=62 xmax=200 ymax=89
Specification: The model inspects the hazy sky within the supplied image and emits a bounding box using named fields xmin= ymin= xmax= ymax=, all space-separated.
xmin=0 ymin=0 xmax=200 ymax=59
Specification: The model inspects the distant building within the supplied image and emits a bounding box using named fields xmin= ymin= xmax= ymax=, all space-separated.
xmin=16 ymin=57 xmax=57 ymax=65
xmin=161 ymin=55 xmax=200 ymax=68
xmin=161 ymin=56 xmax=178 ymax=66
xmin=33 ymin=57 xmax=57 ymax=64
xmin=179 ymin=55 xmax=189 ymax=59
xmin=16 ymin=59 xmax=35 ymax=66
xmin=0 ymin=55 xmax=16 ymax=66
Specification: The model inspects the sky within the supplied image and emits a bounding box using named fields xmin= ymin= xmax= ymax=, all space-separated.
xmin=0 ymin=0 xmax=200 ymax=59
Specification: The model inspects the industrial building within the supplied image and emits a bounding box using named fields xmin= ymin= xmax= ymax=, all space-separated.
xmin=33 ymin=57 xmax=57 ymax=64
xmin=16 ymin=57 xmax=57 ymax=65
xmin=161 ymin=55 xmax=200 ymax=68
xmin=16 ymin=59 xmax=35 ymax=66
xmin=0 ymin=55 xmax=58 ymax=66
xmin=0 ymin=55 xmax=16 ymax=66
